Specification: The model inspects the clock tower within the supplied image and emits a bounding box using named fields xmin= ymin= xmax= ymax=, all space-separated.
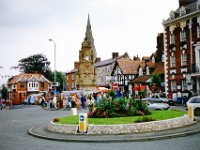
xmin=76 ymin=15 xmax=97 ymax=90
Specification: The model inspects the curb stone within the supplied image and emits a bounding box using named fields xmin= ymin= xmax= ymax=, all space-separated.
xmin=28 ymin=119 xmax=200 ymax=143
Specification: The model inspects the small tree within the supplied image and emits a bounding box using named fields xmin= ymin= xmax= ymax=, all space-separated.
xmin=48 ymin=71 xmax=66 ymax=92
xmin=150 ymin=74 xmax=161 ymax=91
xmin=1 ymin=84 xmax=8 ymax=100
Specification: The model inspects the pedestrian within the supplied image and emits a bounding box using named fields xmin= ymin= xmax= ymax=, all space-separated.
xmin=53 ymin=96 xmax=57 ymax=109
xmin=46 ymin=99 xmax=51 ymax=110
xmin=81 ymin=94 xmax=86 ymax=109
xmin=0 ymin=98 xmax=3 ymax=110
xmin=117 ymin=88 xmax=122 ymax=97
xmin=177 ymin=92 xmax=182 ymax=104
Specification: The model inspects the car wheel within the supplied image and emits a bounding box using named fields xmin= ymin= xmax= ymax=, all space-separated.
xmin=194 ymin=108 xmax=200 ymax=116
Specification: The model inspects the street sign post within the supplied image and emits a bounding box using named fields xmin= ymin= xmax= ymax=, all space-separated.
xmin=79 ymin=113 xmax=88 ymax=133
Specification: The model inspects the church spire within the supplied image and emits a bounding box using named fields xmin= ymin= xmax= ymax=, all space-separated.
xmin=82 ymin=14 xmax=97 ymax=59
xmin=84 ymin=14 xmax=92 ymax=42
xmin=87 ymin=14 xmax=91 ymax=29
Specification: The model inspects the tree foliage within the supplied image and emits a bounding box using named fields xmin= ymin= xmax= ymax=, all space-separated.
xmin=18 ymin=53 xmax=51 ymax=75
xmin=150 ymin=74 xmax=161 ymax=88
xmin=48 ymin=71 xmax=66 ymax=92
xmin=1 ymin=84 xmax=8 ymax=100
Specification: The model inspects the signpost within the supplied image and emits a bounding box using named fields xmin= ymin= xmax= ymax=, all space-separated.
xmin=188 ymin=106 xmax=194 ymax=120
xmin=112 ymin=83 xmax=118 ymax=91
xmin=79 ymin=113 xmax=88 ymax=133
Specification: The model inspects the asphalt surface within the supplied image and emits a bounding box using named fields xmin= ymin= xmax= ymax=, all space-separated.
xmin=0 ymin=105 xmax=200 ymax=150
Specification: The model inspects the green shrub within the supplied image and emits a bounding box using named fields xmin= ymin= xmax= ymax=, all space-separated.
xmin=127 ymin=106 xmax=136 ymax=116
xmin=135 ymin=117 xmax=156 ymax=123
xmin=88 ymin=96 xmax=151 ymax=118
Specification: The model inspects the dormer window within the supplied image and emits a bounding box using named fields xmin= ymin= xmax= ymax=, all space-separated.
xmin=152 ymin=56 xmax=155 ymax=63
xmin=170 ymin=11 xmax=175 ymax=20
xmin=139 ymin=67 xmax=143 ymax=76
xmin=179 ymin=6 xmax=186 ymax=16
xmin=146 ymin=66 xmax=150 ymax=75
xmin=197 ymin=0 xmax=200 ymax=10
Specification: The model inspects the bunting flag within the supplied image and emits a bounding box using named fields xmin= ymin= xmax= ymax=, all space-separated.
xmin=0 ymin=75 xmax=12 ymax=78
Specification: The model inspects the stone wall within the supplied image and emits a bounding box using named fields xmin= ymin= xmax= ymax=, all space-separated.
xmin=47 ymin=115 xmax=196 ymax=135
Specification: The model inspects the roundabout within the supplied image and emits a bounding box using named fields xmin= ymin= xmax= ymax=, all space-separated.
xmin=28 ymin=115 xmax=200 ymax=142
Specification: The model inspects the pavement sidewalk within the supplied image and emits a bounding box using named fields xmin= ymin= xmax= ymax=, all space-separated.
xmin=28 ymin=117 xmax=200 ymax=143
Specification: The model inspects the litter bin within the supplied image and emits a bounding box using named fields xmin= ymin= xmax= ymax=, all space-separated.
xmin=79 ymin=113 xmax=88 ymax=133
xmin=71 ymin=108 xmax=77 ymax=116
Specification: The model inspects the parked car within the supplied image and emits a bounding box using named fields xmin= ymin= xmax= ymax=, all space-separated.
xmin=186 ymin=96 xmax=200 ymax=116
xmin=142 ymin=100 xmax=170 ymax=110
xmin=142 ymin=95 xmax=174 ymax=105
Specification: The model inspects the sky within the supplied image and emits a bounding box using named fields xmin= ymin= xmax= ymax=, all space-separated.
xmin=0 ymin=0 xmax=179 ymax=85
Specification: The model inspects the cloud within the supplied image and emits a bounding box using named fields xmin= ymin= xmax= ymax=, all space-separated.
xmin=0 ymin=0 xmax=179 ymax=85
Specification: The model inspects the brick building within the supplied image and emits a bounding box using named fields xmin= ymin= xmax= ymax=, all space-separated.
xmin=7 ymin=73 xmax=52 ymax=105
xmin=163 ymin=0 xmax=200 ymax=94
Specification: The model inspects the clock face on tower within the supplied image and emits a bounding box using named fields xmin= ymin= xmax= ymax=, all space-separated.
xmin=85 ymin=56 xmax=90 ymax=61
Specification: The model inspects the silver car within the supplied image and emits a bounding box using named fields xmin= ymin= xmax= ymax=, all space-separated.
xmin=187 ymin=96 xmax=200 ymax=116
xmin=143 ymin=100 xmax=170 ymax=110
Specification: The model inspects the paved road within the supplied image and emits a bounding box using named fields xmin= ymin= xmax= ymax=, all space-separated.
xmin=0 ymin=105 xmax=200 ymax=150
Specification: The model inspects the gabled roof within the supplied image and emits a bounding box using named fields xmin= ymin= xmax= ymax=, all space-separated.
xmin=117 ymin=58 xmax=142 ymax=74
xmin=131 ymin=75 xmax=151 ymax=83
xmin=138 ymin=63 xmax=146 ymax=71
xmin=95 ymin=58 xmax=115 ymax=67
xmin=142 ymin=56 xmax=150 ymax=61
xmin=66 ymin=69 xmax=77 ymax=74
xmin=131 ymin=62 xmax=164 ymax=84
xmin=153 ymin=63 xmax=164 ymax=74
xmin=146 ymin=61 xmax=156 ymax=68
xmin=95 ymin=52 xmax=130 ymax=67
xmin=8 ymin=73 xmax=51 ymax=84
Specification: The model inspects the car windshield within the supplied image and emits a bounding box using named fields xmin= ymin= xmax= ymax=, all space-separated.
xmin=190 ymin=97 xmax=200 ymax=103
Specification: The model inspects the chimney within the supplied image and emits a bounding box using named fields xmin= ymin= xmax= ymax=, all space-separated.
xmin=74 ymin=62 xmax=79 ymax=69
xmin=133 ymin=55 xmax=140 ymax=61
xmin=112 ymin=52 xmax=119 ymax=59
xmin=179 ymin=0 xmax=197 ymax=7
xmin=95 ymin=57 xmax=101 ymax=63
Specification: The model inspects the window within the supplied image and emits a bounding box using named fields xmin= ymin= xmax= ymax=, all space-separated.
xmin=20 ymin=83 xmax=25 ymax=88
xmin=170 ymin=33 xmax=175 ymax=44
xmin=152 ymin=57 xmax=155 ymax=63
xmin=182 ymin=80 xmax=187 ymax=91
xmin=40 ymin=82 xmax=45 ymax=88
xmin=72 ymin=74 xmax=75 ymax=80
xmin=170 ymin=56 xmax=176 ymax=68
xmin=162 ymin=55 xmax=164 ymax=62
xmin=66 ymin=75 xmax=68 ymax=80
xmin=171 ymin=81 xmax=177 ymax=91
xmin=181 ymin=53 xmax=187 ymax=66
xmin=197 ymin=25 xmax=200 ymax=38
xmin=180 ymin=30 xmax=186 ymax=42
xmin=197 ymin=0 xmax=200 ymax=10
xmin=139 ymin=68 xmax=143 ymax=76
xmin=146 ymin=66 xmax=150 ymax=75
xmin=190 ymin=97 xmax=200 ymax=103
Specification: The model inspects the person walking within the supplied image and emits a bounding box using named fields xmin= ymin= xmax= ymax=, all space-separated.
xmin=0 ymin=98 xmax=3 ymax=110
xmin=81 ymin=94 xmax=86 ymax=109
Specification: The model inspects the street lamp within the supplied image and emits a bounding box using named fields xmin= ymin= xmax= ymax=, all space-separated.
xmin=48 ymin=39 xmax=57 ymax=93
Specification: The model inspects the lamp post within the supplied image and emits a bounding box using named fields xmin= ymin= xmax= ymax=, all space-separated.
xmin=48 ymin=39 xmax=57 ymax=94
